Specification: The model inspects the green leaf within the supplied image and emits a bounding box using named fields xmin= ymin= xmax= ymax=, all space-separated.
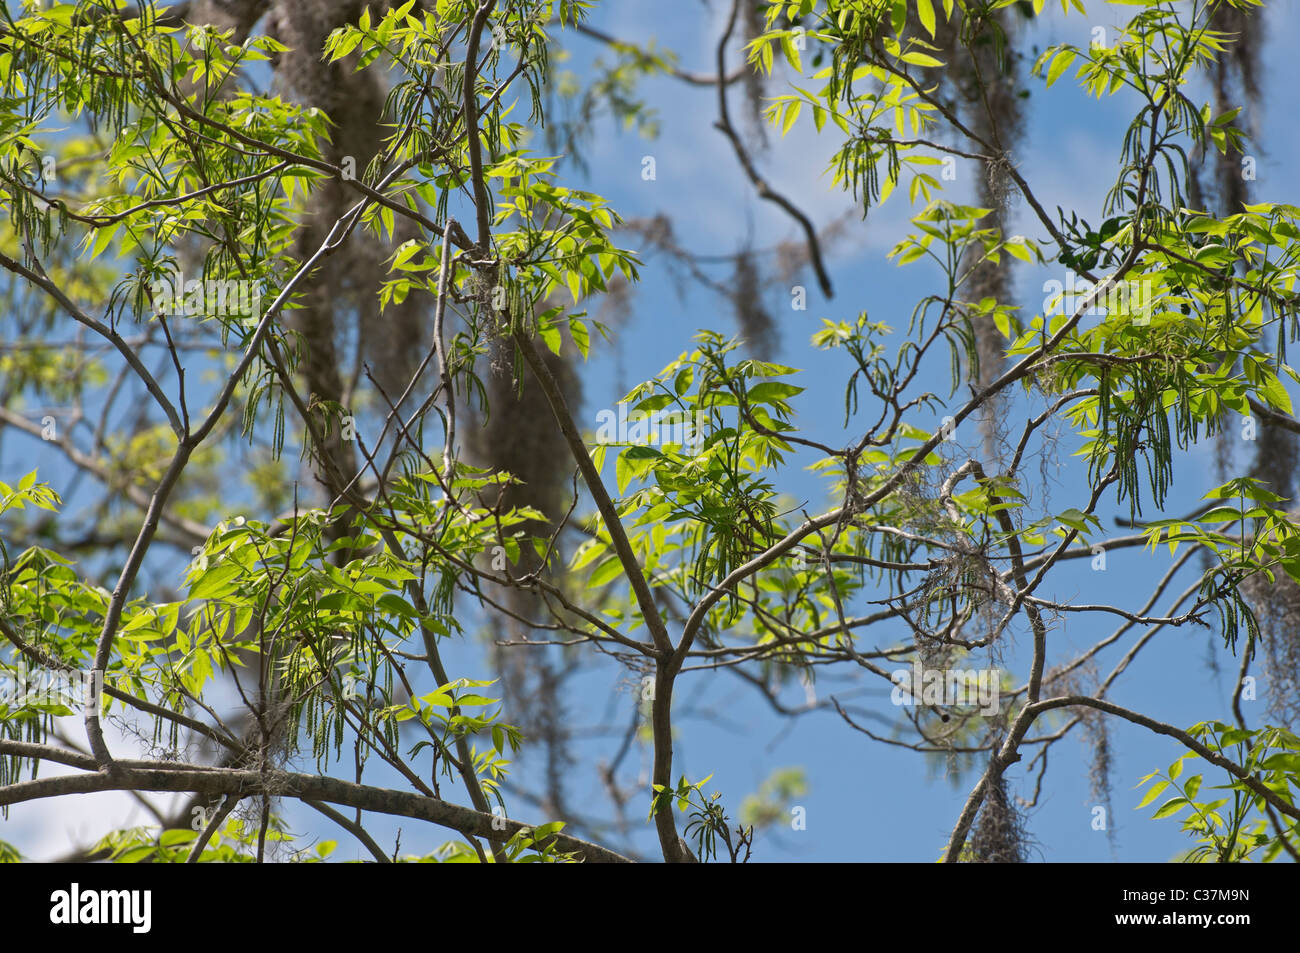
xmin=189 ymin=563 xmax=242 ymax=601
xmin=1045 ymin=48 xmax=1077 ymax=88
xmin=781 ymin=100 xmax=802 ymax=136
xmin=891 ymin=0 xmax=907 ymax=34
xmin=538 ymin=320 xmax=562 ymax=355
xmin=588 ymin=556 xmax=624 ymax=588
xmin=780 ymin=34 xmax=802 ymax=74
xmin=391 ymin=239 xmax=421 ymax=270
xmin=899 ymin=51 xmax=944 ymax=68
xmin=570 ymin=318 xmax=590 ymax=359
xmin=1256 ymin=370 xmax=1293 ymax=414
xmin=1151 ymin=797 xmax=1190 ymax=819
xmin=330 ymin=31 xmax=363 ymax=62
xmin=747 ymin=382 xmax=804 ymax=404
xmin=674 ymin=367 xmax=695 ymax=395
xmin=1135 ymin=779 xmax=1169 ymax=809
xmin=916 ymin=0 xmax=936 ymax=38
xmin=87 ymin=223 xmax=118 ymax=261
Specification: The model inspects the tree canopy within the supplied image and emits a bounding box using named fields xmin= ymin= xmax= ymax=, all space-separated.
xmin=1 ymin=0 xmax=1298 ymax=864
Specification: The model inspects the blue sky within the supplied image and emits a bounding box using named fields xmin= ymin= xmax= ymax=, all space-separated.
xmin=4 ymin=0 xmax=1299 ymax=862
